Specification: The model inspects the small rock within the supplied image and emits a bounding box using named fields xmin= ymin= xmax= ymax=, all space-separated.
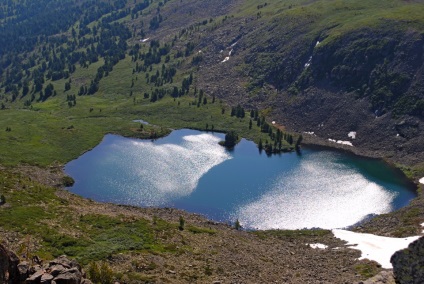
xmin=53 ymin=267 xmax=82 ymax=284
xmin=49 ymin=264 xmax=66 ymax=277
xmin=18 ymin=260 xmax=30 ymax=281
xmin=26 ymin=269 xmax=45 ymax=283
xmin=41 ymin=273 xmax=54 ymax=284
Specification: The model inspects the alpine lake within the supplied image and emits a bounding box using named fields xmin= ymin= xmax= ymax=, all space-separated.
xmin=65 ymin=129 xmax=416 ymax=230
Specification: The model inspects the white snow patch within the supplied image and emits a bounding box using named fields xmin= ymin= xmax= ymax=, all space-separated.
xmin=230 ymin=41 xmax=238 ymax=47
xmin=304 ymin=131 xmax=315 ymax=136
xmin=419 ymin=177 xmax=424 ymax=184
xmin=140 ymin=38 xmax=150 ymax=43
xmin=198 ymin=50 xmax=202 ymax=53
xmin=304 ymin=56 xmax=312 ymax=68
xmin=332 ymin=229 xmax=420 ymax=269
xmin=229 ymin=49 xmax=233 ymax=56
xmin=348 ymin=131 xmax=357 ymax=139
xmin=328 ymin=139 xmax=353 ymax=146
xmin=337 ymin=140 xmax=353 ymax=146
xmin=309 ymin=243 xmax=328 ymax=249
xmin=421 ymin=222 xmax=424 ymax=233
xmin=272 ymin=121 xmax=276 ymax=125
xmin=220 ymin=50 xmax=223 ymax=53
xmin=221 ymin=57 xmax=230 ymax=63
xmin=396 ymin=134 xmax=400 ymax=137
xmin=315 ymin=41 xmax=320 ymax=46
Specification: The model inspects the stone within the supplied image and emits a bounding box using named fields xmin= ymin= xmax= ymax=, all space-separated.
xmin=18 ymin=261 xmax=30 ymax=281
xmin=0 ymin=244 xmax=21 ymax=284
xmin=53 ymin=267 xmax=82 ymax=284
xmin=81 ymin=279 xmax=93 ymax=284
xmin=391 ymin=236 xmax=424 ymax=284
xmin=49 ymin=256 xmax=72 ymax=269
xmin=49 ymin=264 xmax=66 ymax=277
xmin=40 ymin=273 xmax=54 ymax=284
xmin=26 ymin=269 xmax=45 ymax=283
xmin=0 ymin=244 xmax=9 ymax=283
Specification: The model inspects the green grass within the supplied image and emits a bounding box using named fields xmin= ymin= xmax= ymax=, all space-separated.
xmin=0 ymin=85 xmax=292 ymax=166
xmin=254 ymin=229 xmax=331 ymax=239
xmin=0 ymin=169 xmax=183 ymax=264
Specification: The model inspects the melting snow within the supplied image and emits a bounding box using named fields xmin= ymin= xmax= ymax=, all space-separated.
xmin=140 ymin=38 xmax=150 ymax=43
xmin=419 ymin=177 xmax=424 ymax=184
xmin=304 ymin=131 xmax=315 ymax=135
xmin=309 ymin=243 xmax=328 ymax=249
xmin=348 ymin=132 xmax=356 ymax=139
xmin=332 ymin=229 xmax=420 ymax=269
xmin=315 ymin=41 xmax=320 ymax=46
xmin=272 ymin=121 xmax=276 ymax=125
xmin=328 ymin=139 xmax=353 ymax=146
xmin=221 ymin=57 xmax=230 ymax=63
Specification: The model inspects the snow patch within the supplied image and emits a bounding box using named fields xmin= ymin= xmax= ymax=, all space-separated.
xmin=304 ymin=131 xmax=315 ymax=136
xmin=328 ymin=139 xmax=353 ymax=146
xmin=230 ymin=41 xmax=238 ymax=47
xmin=309 ymin=243 xmax=328 ymax=249
xmin=419 ymin=177 xmax=424 ymax=184
xmin=221 ymin=57 xmax=230 ymax=63
xmin=304 ymin=56 xmax=312 ymax=68
xmin=140 ymin=38 xmax=150 ymax=43
xmin=332 ymin=229 xmax=420 ymax=269
xmin=272 ymin=121 xmax=276 ymax=125
xmin=315 ymin=41 xmax=320 ymax=46
xmin=348 ymin=131 xmax=356 ymax=139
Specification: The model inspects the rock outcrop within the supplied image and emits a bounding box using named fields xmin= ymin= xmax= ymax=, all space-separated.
xmin=0 ymin=244 xmax=92 ymax=284
xmin=391 ymin=236 xmax=424 ymax=284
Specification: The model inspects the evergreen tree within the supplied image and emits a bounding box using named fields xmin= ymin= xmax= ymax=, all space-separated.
xmin=224 ymin=131 xmax=238 ymax=148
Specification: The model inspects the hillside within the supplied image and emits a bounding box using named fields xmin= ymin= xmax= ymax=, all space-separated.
xmin=1 ymin=0 xmax=424 ymax=282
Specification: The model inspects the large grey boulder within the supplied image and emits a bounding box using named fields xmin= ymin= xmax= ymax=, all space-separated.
xmin=391 ymin=236 xmax=424 ymax=284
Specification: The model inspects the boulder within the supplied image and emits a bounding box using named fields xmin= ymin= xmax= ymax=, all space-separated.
xmin=53 ymin=267 xmax=82 ymax=284
xmin=26 ymin=269 xmax=45 ymax=283
xmin=40 ymin=273 xmax=54 ymax=284
xmin=49 ymin=264 xmax=67 ymax=277
xmin=0 ymin=243 xmax=20 ymax=284
xmin=17 ymin=261 xmax=30 ymax=282
xmin=391 ymin=236 xmax=424 ymax=284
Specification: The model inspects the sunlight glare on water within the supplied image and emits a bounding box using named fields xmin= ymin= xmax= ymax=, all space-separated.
xmin=98 ymin=133 xmax=231 ymax=206
xmin=235 ymin=152 xmax=395 ymax=230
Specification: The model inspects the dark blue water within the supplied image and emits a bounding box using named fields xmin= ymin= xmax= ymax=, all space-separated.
xmin=65 ymin=129 xmax=416 ymax=230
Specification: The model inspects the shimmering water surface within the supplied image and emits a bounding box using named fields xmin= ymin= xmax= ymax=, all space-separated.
xmin=65 ymin=129 xmax=416 ymax=230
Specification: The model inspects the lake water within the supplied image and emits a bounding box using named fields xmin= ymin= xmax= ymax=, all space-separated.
xmin=65 ymin=129 xmax=416 ymax=230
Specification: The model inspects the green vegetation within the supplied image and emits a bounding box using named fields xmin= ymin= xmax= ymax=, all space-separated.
xmin=354 ymin=262 xmax=381 ymax=279
xmin=0 ymin=168 xmax=185 ymax=263
xmin=254 ymin=229 xmax=331 ymax=239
